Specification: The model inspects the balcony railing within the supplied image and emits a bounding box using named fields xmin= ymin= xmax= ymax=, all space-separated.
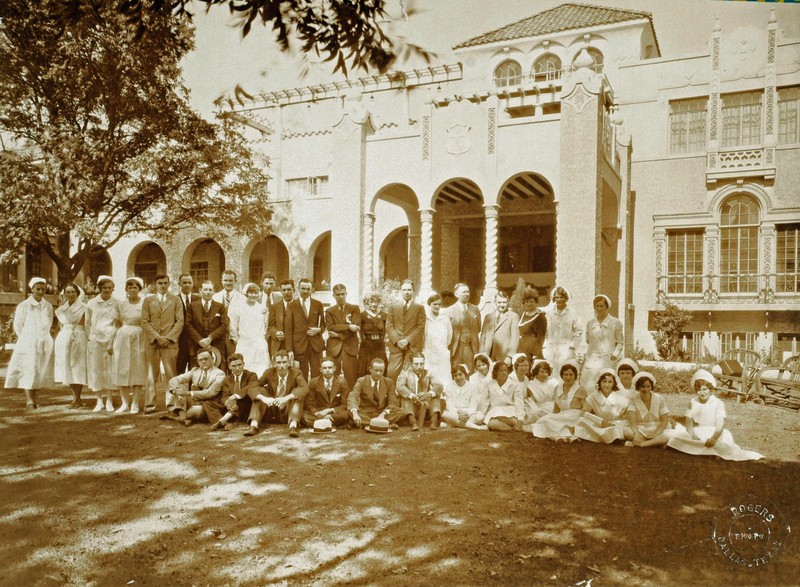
xmin=706 ymin=146 xmax=776 ymax=182
xmin=657 ymin=273 xmax=800 ymax=304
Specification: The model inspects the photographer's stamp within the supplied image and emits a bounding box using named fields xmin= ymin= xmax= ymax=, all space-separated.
xmin=713 ymin=494 xmax=791 ymax=568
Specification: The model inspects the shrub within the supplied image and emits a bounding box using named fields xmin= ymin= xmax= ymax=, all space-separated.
xmin=0 ymin=313 xmax=16 ymax=349
xmin=370 ymin=278 xmax=401 ymax=310
xmin=651 ymin=302 xmax=692 ymax=360
xmin=630 ymin=343 xmax=656 ymax=362
xmin=646 ymin=365 xmax=693 ymax=395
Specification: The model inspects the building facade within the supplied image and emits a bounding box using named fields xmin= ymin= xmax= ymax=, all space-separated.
xmin=6 ymin=4 xmax=800 ymax=359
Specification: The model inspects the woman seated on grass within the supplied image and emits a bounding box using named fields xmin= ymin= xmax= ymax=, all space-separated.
xmin=574 ymin=368 xmax=630 ymax=443
xmin=623 ymin=371 xmax=671 ymax=447
xmin=441 ymin=365 xmax=488 ymax=430
xmin=469 ymin=353 xmax=492 ymax=423
xmin=666 ymin=369 xmax=763 ymax=461
xmin=521 ymin=359 xmax=556 ymax=432
xmin=531 ymin=359 xmax=587 ymax=442
xmin=484 ymin=358 xmax=525 ymax=431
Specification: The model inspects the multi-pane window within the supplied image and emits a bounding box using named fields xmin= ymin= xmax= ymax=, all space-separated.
xmin=134 ymin=263 xmax=158 ymax=287
xmin=778 ymin=86 xmax=800 ymax=145
xmin=776 ymin=223 xmax=800 ymax=293
xmin=720 ymin=194 xmax=760 ymax=293
xmin=285 ymin=176 xmax=329 ymax=199
xmin=667 ymin=229 xmax=704 ymax=294
xmin=669 ymin=98 xmax=707 ymax=154
xmin=533 ymin=54 xmax=562 ymax=82
xmin=494 ymin=60 xmax=522 ymax=88
xmin=721 ymin=91 xmax=763 ymax=148
xmin=718 ymin=332 xmax=755 ymax=354
xmin=190 ymin=261 xmax=209 ymax=284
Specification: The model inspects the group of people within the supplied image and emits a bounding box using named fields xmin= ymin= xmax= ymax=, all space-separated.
xmin=3 ymin=273 xmax=762 ymax=460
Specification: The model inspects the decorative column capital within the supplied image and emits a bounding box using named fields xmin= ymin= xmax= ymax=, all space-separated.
xmin=483 ymin=204 xmax=500 ymax=219
xmin=419 ymin=208 xmax=435 ymax=222
xmin=363 ymin=212 xmax=376 ymax=223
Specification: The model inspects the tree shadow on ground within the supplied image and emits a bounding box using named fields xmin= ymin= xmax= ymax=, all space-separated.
xmin=0 ymin=387 xmax=798 ymax=586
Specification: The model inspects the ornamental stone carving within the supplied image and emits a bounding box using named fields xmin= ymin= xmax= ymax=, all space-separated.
xmin=446 ymin=123 xmax=471 ymax=156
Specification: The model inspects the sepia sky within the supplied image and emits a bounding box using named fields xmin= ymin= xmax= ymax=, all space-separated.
xmin=181 ymin=0 xmax=800 ymax=118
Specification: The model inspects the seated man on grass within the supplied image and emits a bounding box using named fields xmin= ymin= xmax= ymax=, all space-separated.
xmin=164 ymin=348 xmax=226 ymax=427
xmin=242 ymin=350 xmax=308 ymax=438
xmin=210 ymin=353 xmax=260 ymax=432
xmin=348 ymin=358 xmax=417 ymax=430
xmin=303 ymin=357 xmax=350 ymax=428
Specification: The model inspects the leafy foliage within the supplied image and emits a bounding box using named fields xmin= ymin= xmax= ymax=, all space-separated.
xmin=651 ymin=302 xmax=692 ymax=361
xmin=0 ymin=0 xmax=272 ymax=286
xmin=58 ymin=0 xmax=434 ymax=77
xmin=645 ymin=365 xmax=693 ymax=395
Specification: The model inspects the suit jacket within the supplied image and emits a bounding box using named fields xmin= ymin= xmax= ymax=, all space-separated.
xmin=348 ymin=375 xmax=399 ymax=412
xmin=304 ymin=375 xmax=349 ymax=416
xmin=249 ymin=367 xmax=309 ymax=402
xmin=325 ymin=303 xmax=361 ymax=358
xmin=480 ymin=309 xmax=520 ymax=360
xmin=221 ymin=369 xmax=259 ymax=401
xmin=267 ymin=299 xmax=290 ymax=356
xmin=385 ymin=301 xmax=425 ymax=353
xmin=142 ymin=293 xmax=184 ymax=348
xmin=447 ymin=302 xmax=481 ymax=352
xmin=186 ymin=299 xmax=228 ymax=354
xmin=285 ymin=297 xmax=326 ymax=355
xmin=396 ymin=368 xmax=443 ymax=399
xmin=168 ymin=366 xmax=226 ymax=400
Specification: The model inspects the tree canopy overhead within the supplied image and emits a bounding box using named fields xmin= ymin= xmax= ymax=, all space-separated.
xmin=58 ymin=0 xmax=432 ymax=76
xmin=0 ymin=0 xmax=272 ymax=287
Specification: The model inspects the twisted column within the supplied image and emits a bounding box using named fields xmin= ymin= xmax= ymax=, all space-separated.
xmin=362 ymin=212 xmax=375 ymax=292
xmin=483 ymin=204 xmax=500 ymax=295
xmin=419 ymin=209 xmax=435 ymax=296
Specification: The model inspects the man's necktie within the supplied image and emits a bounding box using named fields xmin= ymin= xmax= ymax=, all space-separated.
xmin=278 ymin=378 xmax=286 ymax=397
xmin=325 ymin=379 xmax=332 ymax=394
xmin=197 ymin=370 xmax=207 ymax=390
xmin=234 ymin=376 xmax=240 ymax=394
xmin=303 ymin=299 xmax=309 ymax=318
xmin=372 ymin=381 xmax=378 ymax=402
xmin=225 ymin=292 xmax=231 ymax=308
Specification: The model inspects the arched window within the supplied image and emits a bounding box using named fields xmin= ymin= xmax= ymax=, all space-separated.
xmin=533 ymin=54 xmax=562 ymax=82
xmin=572 ymin=48 xmax=604 ymax=73
xmin=720 ymin=194 xmax=760 ymax=293
xmin=494 ymin=60 xmax=522 ymax=89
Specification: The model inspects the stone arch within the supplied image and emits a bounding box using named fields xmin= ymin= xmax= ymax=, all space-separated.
xmin=709 ymin=183 xmax=772 ymax=217
xmin=182 ymin=238 xmax=226 ymax=288
xmin=308 ymin=231 xmax=332 ymax=291
xmin=495 ymin=172 xmax=556 ymax=301
xmin=243 ymin=235 xmax=290 ymax=284
xmin=370 ymin=183 xmax=422 ymax=289
xmin=127 ymin=241 xmax=166 ymax=287
xmin=85 ymin=245 xmax=112 ymax=286
xmin=379 ymin=226 xmax=409 ymax=283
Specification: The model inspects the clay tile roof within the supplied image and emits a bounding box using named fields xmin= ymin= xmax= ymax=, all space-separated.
xmin=454 ymin=3 xmax=656 ymax=50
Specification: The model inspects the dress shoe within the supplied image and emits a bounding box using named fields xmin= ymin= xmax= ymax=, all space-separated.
xmin=243 ymin=426 xmax=259 ymax=437
xmin=183 ymin=419 xmax=194 ymax=427
xmin=288 ymin=426 xmax=299 ymax=438
xmin=210 ymin=421 xmax=224 ymax=432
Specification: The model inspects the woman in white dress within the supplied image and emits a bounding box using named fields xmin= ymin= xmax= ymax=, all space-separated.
xmin=581 ymin=294 xmax=624 ymax=389
xmin=531 ymin=359 xmax=587 ymax=442
xmin=485 ymin=355 xmax=527 ymax=431
xmin=522 ymin=359 xmax=556 ymax=431
xmin=469 ymin=353 xmax=492 ymax=423
xmin=542 ymin=286 xmax=582 ymax=379
xmin=5 ymin=277 xmax=55 ymax=410
xmin=442 ymin=365 xmax=487 ymax=430
xmin=623 ymin=372 xmax=672 ymax=447
xmin=229 ymin=283 xmax=270 ymax=376
xmin=54 ymin=283 xmax=88 ymax=409
xmin=422 ymin=292 xmax=453 ymax=386
xmin=667 ymin=369 xmax=763 ymax=461
xmin=112 ymin=278 xmax=147 ymax=414
xmin=86 ymin=275 xmax=120 ymax=412
xmin=574 ymin=368 xmax=630 ymax=443
xmin=616 ymin=358 xmax=639 ymax=401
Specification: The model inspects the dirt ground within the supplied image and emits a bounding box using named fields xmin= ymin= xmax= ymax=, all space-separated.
xmin=1 ymin=385 xmax=798 ymax=587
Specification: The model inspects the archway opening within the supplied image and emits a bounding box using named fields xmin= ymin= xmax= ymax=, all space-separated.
xmin=310 ymin=232 xmax=331 ymax=291
xmin=186 ymin=239 xmax=226 ymax=288
xmin=247 ymin=235 xmax=290 ymax=284
xmin=380 ymin=227 xmax=409 ymax=283
xmin=130 ymin=242 xmax=166 ymax=287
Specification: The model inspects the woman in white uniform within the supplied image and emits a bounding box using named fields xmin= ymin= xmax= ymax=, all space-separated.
xmin=54 ymin=283 xmax=87 ymax=408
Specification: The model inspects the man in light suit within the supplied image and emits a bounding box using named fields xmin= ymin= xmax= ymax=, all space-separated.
xmin=479 ymin=291 xmax=520 ymax=363
xmin=303 ymin=357 xmax=350 ymax=428
xmin=385 ymin=279 xmax=426 ymax=381
xmin=396 ymin=353 xmax=444 ymax=430
xmin=447 ymin=283 xmax=481 ymax=370
xmin=243 ymin=350 xmax=308 ymax=437
xmin=176 ymin=273 xmax=196 ymax=374
xmin=325 ymin=284 xmax=361 ymax=388
xmin=164 ymin=347 xmax=226 ymax=426
xmin=185 ymin=280 xmax=228 ymax=369
xmin=142 ymin=274 xmax=184 ymax=413
xmin=348 ymin=358 xmax=416 ymax=429
xmin=285 ymin=277 xmax=326 ymax=381
xmin=267 ymin=279 xmax=294 ymax=358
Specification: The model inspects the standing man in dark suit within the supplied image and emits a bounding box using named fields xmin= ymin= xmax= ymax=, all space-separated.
xmin=242 ymin=350 xmax=308 ymax=437
xmin=176 ymin=273 xmax=195 ymax=374
xmin=385 ymin=279 xmax=426 ymax=381
xmin=260 ymin=271 xmax=283 ymax=307
xmin=447 ymin=283 xmax=482 ymax=370
xmin=347 ymin=358 xmax=417 ymax=430
xmin=210 ymin=353 xmax=260 ymax=431
xmin=285 ymin=277 xmax=326 ymax=381
xmin=325 ymin=284 xmax=361 ymax=387
xmin=303 ymin=357 xmax=350 ymax=428
xmin=142 ymin=274 xmax=184 ymax=413
xmin=186 ymin=280 xmax=228 ymax=370
xmin=267 ymin=279 xmax=294 ymax=358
